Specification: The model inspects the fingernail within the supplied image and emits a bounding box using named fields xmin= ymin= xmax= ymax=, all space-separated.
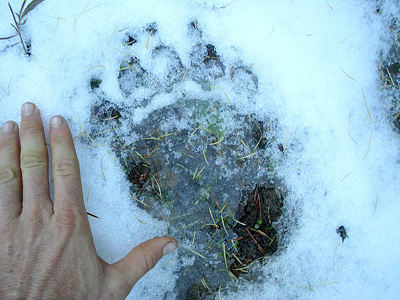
xmin=163 ymin=242 xmax=177 ymax=256
xmin=2 ymin=121 xmax=15 ymax=133
xmin=22 ymin=102 xmax=35 ymax=116
xmin=50 ymin=116 xmax=63 ymax=128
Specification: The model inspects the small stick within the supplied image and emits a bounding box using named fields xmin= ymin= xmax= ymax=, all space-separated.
xmin=246 ymin=227 xmax=266 ymax=255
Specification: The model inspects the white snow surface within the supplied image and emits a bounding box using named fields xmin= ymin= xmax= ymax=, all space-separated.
xmin=1 ymin=0 xmax=399 ymax=299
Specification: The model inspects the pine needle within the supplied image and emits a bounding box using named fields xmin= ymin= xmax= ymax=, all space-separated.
xmin=78 ymin=114 xmax=82 ymax=130
xmin=0 ymin=76 xmax=12 ymax=95
xmin=201 ymin=277 xmax=212 ymax=293
xmin=100 ymin=115 xmax=120 ymax=121
xmin=332 ymin=242 xmax=341 ymax=272
xmin=74 ymin=131 xmax=86 ymax=139
xmin=362 ymin=134 xmax=372 ymax=160
xmin=176 ymin=163 xmax=188 ymax=171
xmin=83 ymin=143 xmax=105 ymax=149
xmin=340 ymin=171 xmax=352 ymax=183
xmin=209 ymin=208 xmax=217 ymax=226
xmin=362 ymin=90 xmax=373 ymax=121
xmin=232 ymin=253 xmax=244 ymax=266
xmin=224 ymin=92 xmax=233 ymax=106
xmin=242 ymin=73 xmax=257 ymax=87
xmin=238 ymin=152 xmax=256 ymax=160
xmin=106 ymin=149 xmax=116 ymax=162
xmin=192 ymin=231 xmax=196 ymax=245
xmin=143 ymin=132 xmax=175 ymax=141
xmin=284 ymin=127 xmax=291 ymax=151
xmin=340 ymin=67 xmax=355 ymax=81
xmin=210 ymin=135 xmax=224 ymax=146
xmin=201 ymin=126 xmax=214 ymax=134
xmin=86 ymin=188 xmax=91 ymax=202
xmin=348 ymin=131 xmax=357 ymax=144
xmin=108 ymin=26 xmax=116 ymax=44
xmin=151 ymin=175 xmax=162 ymax=198
xmin=243 ymin=64 xmax=254 ymax=72
xmin=222 ymin=243 xmax=228 ymax=271
xmin=386 ymin=68 xmax=398 ymax=88
xmin=135 ymin=216 xmax=147 ymax=224
xmin=84 ymin=129 xmax=94 ymax=142
xmin=191 ymin=124 xmax=202 ymax=136
xmin=265 ymin=26 xmax=275 ymax=39
xmin=325 ymin=1 xmax=333 ymax=10
xmin=145 ymin=29 xmax=154 ymax=50
xmin=193 ymin=17 xmax=204 ymax=47
xmin=219 ymin=202 xmax=228 ymax=213
xmin=182 ymin=246 xmax=206 ymax=259
xmin=193 ymin=166 xmax=206 ymax=180
xmin=239 ymin=138 xmax=248 ymax=149
xmin=69 ymin=115 xmax=73 ymax=131
xmin=221 ymin=216 xmax=229 ymax=236
xmin=100 ymin=153 xmax=107 ymax=179
xmin=182 ymin=69 xmax=188 ymax=81
xmin=130 ymin=193 xmax=151 ymax=208
xmin=92 ymin=127 xmax=116 ymax=138
xmin=202 ymin=140 xmax=209 ymax=166
xmin=83 ymin=65 xmax=105 ymax=75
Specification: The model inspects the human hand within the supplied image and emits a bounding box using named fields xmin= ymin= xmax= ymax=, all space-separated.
xmin=0 ymin=103 xmax=177 ymax=300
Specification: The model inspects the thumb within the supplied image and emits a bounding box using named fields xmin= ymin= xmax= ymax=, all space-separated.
xmin=107 ymin=237 xmax=177 ymax=297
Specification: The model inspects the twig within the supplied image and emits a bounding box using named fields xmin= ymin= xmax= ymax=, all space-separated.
xmin=246 ymin=227 xmax=266 ymax=255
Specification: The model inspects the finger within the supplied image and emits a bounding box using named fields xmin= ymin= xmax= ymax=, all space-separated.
xmin=107 ymin=237 xmax=178 ymax=298
xmin=0 ymin=121 xmax=22 ymax=222
xmin=20 ymin=102 xmax=52 ymax=214
xmin=49 ymin=116 xmax=86 ymax=220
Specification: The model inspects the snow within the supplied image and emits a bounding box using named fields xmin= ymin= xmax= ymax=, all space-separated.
xmin=1 ymin=0 xmax=399 ymax=299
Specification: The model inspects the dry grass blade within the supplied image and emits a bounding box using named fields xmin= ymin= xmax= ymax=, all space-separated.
xmin=18 ymin=0 xmax=28 ymax=16
xmin=21 ymin=0 xmax=44 ymax=19
xmin=8 ymin=2 xmax=28 ymax=55
xmin=0 ymin=34 xmax=18 ymax=40
xmin=4 ymin=0 xmax=44 ymax=56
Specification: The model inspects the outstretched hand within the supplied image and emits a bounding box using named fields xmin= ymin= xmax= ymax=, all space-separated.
xmin=0 ymin=103 xmax=177 ymax=299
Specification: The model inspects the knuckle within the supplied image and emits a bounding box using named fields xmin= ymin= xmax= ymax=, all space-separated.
xmin=53 ymin=206 xmax=82 ymax=230
xmin=25 ymin=210 xmax=46 ymax=229
xmin=20 ymin=150 xmax=47 ymax=171
xmin=21 ymin=123 xmax=42 ymax=139
xmin=0 ymin=166 xmax=20 ymax=185
xmin=53 ymin=159 xmax=79 ymax=179
xmin=50 ymin=135 xmax=67 ymax=147
xmin=142 ymin=253 xmax=158 ymax=274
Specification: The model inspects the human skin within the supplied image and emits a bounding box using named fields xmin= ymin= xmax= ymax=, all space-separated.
xmin=0 ymin=102 xmax=177 ymax=300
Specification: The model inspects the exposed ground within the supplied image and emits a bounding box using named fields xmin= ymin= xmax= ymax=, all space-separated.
xmin=84 ymin=21 xmax=298 ymax=299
